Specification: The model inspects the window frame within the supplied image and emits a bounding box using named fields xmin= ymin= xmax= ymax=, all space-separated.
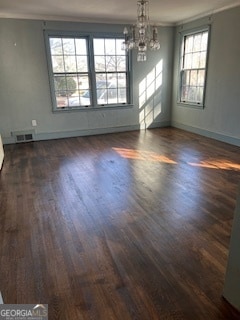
xmin=178 ymin=26 xmax=210 ymax=108
xmin=92 ymin=36 xmax=131 ymax=107
xmin=44 ymin=30 xmax=131 ymax=112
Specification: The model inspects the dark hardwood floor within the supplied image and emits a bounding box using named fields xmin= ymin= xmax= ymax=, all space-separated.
xmin=0 ymin=127 xmax=240 ymax=319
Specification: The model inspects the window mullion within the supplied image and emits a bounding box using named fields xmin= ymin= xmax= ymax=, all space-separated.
xmin=88 ymin=35 xmax=97 ymax=107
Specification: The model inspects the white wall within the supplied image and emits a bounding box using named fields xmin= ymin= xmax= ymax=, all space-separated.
xmin=0 ymin=19 xmax=174 ymax=144
xmin=171 ymin=7 xmax=240 ymax=146
xmin=0 ymin=135 xmax=4 ymax=169
xmin=223 ymin=183 xmax=240 ymax=311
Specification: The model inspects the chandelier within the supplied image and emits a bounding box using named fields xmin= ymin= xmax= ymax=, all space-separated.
xmin=122 ymin=0 xmax=160 ymax=62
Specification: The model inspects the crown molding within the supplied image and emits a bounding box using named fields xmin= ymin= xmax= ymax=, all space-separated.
xmin=0 ymin=12 xmax=173 ymax=27
xmin=175 ymin=2 xmax=240 ymax=26
xmin=0 ymin=2 xmax=239 ymax=27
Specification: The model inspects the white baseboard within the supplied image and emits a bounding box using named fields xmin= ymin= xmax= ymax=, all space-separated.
xmin=171 ymin=121 xmax=240 ymax=147
xmin=2 ymin=121 xmax=170 ymax=145
xmin=0 ymin=291 xmax=3 ymax=304
xmin=0 ymin=135 xmax=4 ymax=169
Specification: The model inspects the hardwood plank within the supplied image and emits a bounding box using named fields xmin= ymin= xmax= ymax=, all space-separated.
xmin=0 ymin=127 xmax=240 ymax=319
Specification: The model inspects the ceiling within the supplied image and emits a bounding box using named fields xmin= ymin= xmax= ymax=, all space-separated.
xmin=0 ymin=0 xmax=240 ymax=25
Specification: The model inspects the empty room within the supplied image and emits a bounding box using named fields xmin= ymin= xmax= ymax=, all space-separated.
xmin=0 ymin=0 xmax=240 ymax=319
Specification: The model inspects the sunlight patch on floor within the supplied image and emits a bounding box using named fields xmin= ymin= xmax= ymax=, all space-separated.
xmin=113 ymin=147 xmax=240 ymax=171
xmin=188 ymin=160 xmax=240 ymax=170
xmin=112 ymin=147 xmax=177 ymax=164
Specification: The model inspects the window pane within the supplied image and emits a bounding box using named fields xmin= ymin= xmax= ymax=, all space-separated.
xmin=76 ymin=56 xmax=88 ymax=72
xmin=199 ymin=52 xmax=207 ymax=68
xmin=75 ymin=39 xmax=87 ymax=55
xmin=118 ymin=88 xmax=127 ymax=103
xmin=116 ymin=39 xmax=124 ymax=55
xmin=54 ymin=75 xmax=67 ymax=95
xmin=193 ymin=34 xmax=202 ymax=52
xmin=184 ymin=53 xmax=192 ymax=69
xmin=107 ymin=88 xmax=117 ymax=103
xmin=185 ymin=35 xmax=193 ymax=53
xmin=68 ymin=96 xmax=80 ymax=107
xmin=56 ymin=96 xmax=68 ymax=108
xmin=93 ymin=39 xmax=105 ymax=55
xmin=50 ymin=38 xmax=63 ymax=55
xmin=190 ymin=70 xmax=198 ymax=86
xmin=197 ymin=70 xmax=205 ymax=86
xmin=51 ymin=55 xmax=65 ymax=72
xmin=201 ymin=32 xmax=208 ymax=51
xmin=181 ymin=86 xmax=188 ymax=101
xmin=106 ymin=56 xmax=116 ymax=71
xmin=68 ymin=85 xmax=91 ymax=106
xmin=78 ymin=75 xmax=89 ymax=89
xmin=96 ymin=73 xmax=108 ymax=86
xmin=62 ymin=38 xmax=75 ymax=54
xmin=197 ymin=87 xmax=204 ymax=103
xmin=192 ymin=53 xmax=200 ymax=68
xmin=80 ymin=89 xmax=91 ymax=105
xmin=188 ymin=87 xmax=197 ymax=102
xmin=107 ymin=73 xmax=117 ymax=84
xmin=95 ymin=56 xmax=106 ymax=71
xmin=97 ymin=89 xmax=107 ymax=104
xmin=105 ymin=39 xmax=116 ymax=55
xmin=181 ymin=72 xmax=186 ymax=87
xmin=118 ymin=73 xmax=126 ymax=87
xmin=64 ymin=56 xmax=77 ymax=72
xmin=96 ymin=80 xmax=108 ymax=97
xmin=65 ymin=75 xmax=77 ymax=96
xmin=80 ymin=95 xmax=90 ymax=106
xmin=181 ymin=70 xmax=190 ymax=86
xmin=116 ymin=56 xmax=126 ymax=71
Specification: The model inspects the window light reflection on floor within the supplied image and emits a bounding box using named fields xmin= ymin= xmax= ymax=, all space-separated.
xmin=112 ymin=147 xmax=177 ymax=164
xmin=188 ymin=160 xmax=240 ymax=171
xmin=113 ymin=147 xmax=240 ymax=170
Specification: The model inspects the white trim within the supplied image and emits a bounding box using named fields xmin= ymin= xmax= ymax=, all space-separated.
xmin=0 ymin=13 xmax=172 ymax=27
xmin=176 ymin=3 xmax=240 ymax=26
xmin=0 ymin=292 xmax=3 ymax=304
xmin=1 ymin=121 xmax=171 ymax=145
xmin=0 ymin=135 xmax=4 ymax=170
xmin=0 ymin=3 xmax=239 ymax=27
xmin=171 ymin=121 xmax=240 ymax=147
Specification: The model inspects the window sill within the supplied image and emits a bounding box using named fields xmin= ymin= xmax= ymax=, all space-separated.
xmin=53 ymin=104 xmax=134 ymax=113
xmin=177 ymin=102 xmax=204 ymax=109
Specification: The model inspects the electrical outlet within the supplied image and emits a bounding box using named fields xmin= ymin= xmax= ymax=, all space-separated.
xmin=32 ymin=120 xmax=37 ymax=127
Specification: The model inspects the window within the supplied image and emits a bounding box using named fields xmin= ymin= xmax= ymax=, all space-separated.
xmin=93 ymin=38 xmax=128 ymax=105
xmin=45 ymin=33 xmax=130 ymax=111
xmin=49 ymin=37 xmax=91 ymax=108
xmin=179 ymin=28 xmax=209 ymax=107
